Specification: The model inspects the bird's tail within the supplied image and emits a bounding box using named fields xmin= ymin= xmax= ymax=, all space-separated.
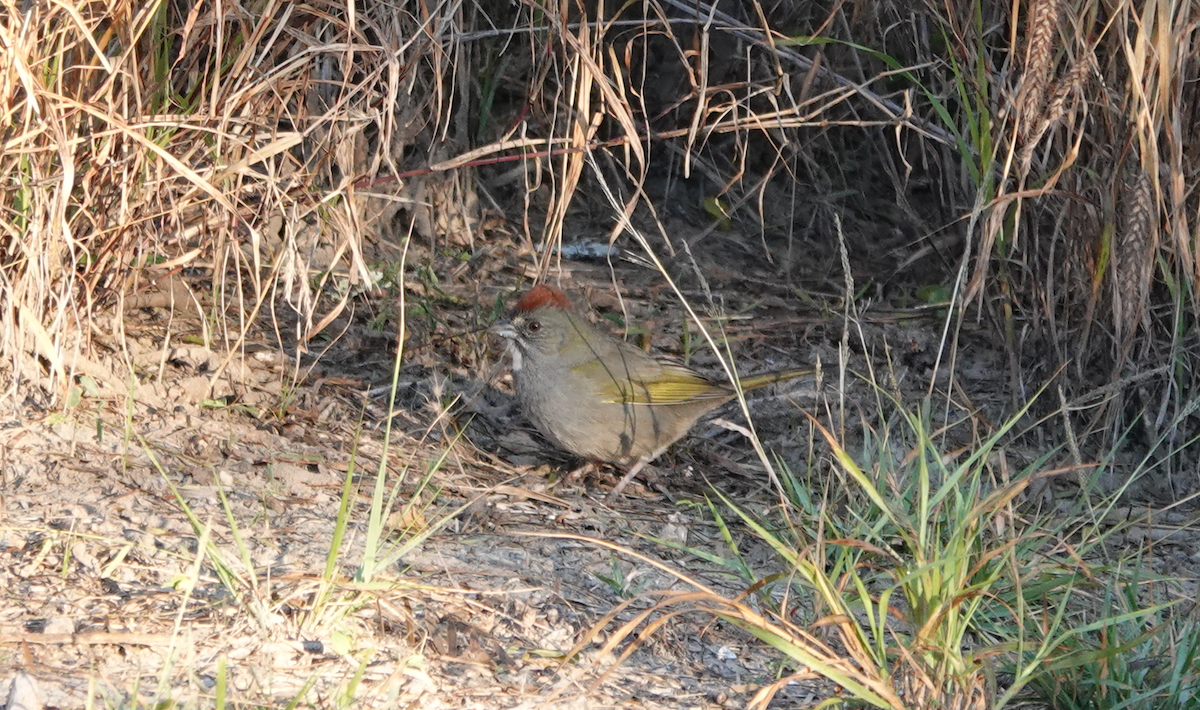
xmin=736 ymin=368 xmax=814 ymax=392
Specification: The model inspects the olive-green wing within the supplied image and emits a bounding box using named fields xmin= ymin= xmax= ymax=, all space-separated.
xmin=583 ymin=361 xmax=729 ymax=405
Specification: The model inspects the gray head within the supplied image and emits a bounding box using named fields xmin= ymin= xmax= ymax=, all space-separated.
xmin=490 ymin=285 xmax=576 ymax=371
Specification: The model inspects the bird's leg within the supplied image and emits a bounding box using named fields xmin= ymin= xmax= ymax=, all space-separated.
xmin=605 ymin=456 xmax=651 ymax=502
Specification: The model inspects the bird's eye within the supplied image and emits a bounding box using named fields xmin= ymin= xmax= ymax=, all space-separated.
xmin=526 ymin=320 xmax=541 ymax=333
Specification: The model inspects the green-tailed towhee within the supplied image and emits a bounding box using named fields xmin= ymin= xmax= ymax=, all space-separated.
xmin=491 ymin=284 xmax=809 ymax=499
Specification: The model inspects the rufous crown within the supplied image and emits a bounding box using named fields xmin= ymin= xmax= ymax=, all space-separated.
xmin=514 ymin=284 xmax=572 ymax=313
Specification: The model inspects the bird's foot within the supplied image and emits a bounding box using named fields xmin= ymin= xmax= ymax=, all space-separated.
xmin=560 ymin=460 xmax=600 ymax=486
xmin=605 ymin=457 xmax=651 ymax=503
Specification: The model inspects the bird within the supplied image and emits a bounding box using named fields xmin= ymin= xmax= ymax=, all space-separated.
xmin=490 ymin=284 xmax=809 ymax=500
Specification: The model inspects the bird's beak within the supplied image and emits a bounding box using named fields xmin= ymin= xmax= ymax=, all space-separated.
xmin=489 ymin=321 xmax=516 ymax=339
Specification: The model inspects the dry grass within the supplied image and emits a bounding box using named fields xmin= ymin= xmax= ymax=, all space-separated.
xmin=953 ymin=0 xmax=1200 ymax=473
xmin=1 ymin=0 xmax=495 ymax=402
xmin=1 ymin=0 xmax=965 ymax=410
